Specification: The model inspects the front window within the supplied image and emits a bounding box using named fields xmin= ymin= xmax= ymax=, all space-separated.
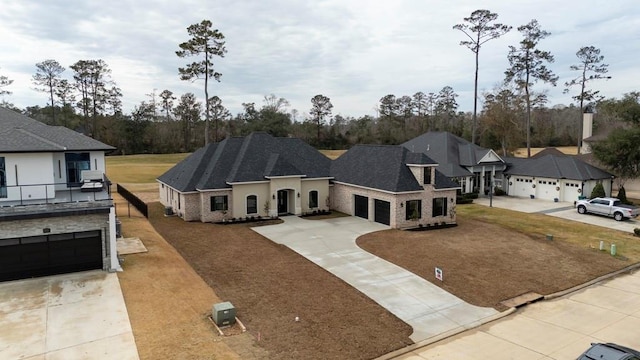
xmin=65 ymin=152 xmax=90 ymax=187
xmin=247 ymin=195 xmax=257 ymax=214
xmin=0 ymin=157 xmax=6 ymax=198
xmin=309 ymin=190 xmax=318 ymax=208
xmin=432 ymin=197 xmax=447 ymax=217
xmin=210 ymin=195 xmax=228 ymax=211
xmin=406 ymin=200 xmax=422 ymax=220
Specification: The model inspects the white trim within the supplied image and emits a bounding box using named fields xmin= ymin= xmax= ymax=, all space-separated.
xmin=434 ymin=187 xmax=460 ymax=191
xmin=226 ymin=180 xmax=270 ymax=185
xmin=332 ymin=180 xmax=423 ymax=195
xmin=406 ymin=163 xmax=438 ymax=167
xmin=264 ymin=175 xmax=306 ymax=179
xmin=196 ymin=187 xmax=231 ymax=192
xmin=478 ymin=149 xmax=505 ymax=163
xmin=301 ymin=177 xmax=334 ymax=181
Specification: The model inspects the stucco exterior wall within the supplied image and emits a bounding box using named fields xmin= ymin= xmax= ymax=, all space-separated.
xmin=301 ymin=179 xmax=330 ymax=213
xmin=231 ymin=182 xmax=271 ymax=218
xmin=0 ymin=153 xmax=55 ymax=202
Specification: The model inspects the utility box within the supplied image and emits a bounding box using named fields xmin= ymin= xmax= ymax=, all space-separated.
xmin=212 ymin=302 xmax=236 ymax=326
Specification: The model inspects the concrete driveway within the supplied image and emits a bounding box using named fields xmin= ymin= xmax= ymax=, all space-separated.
xmin=395 ymin=269 xmax=640 ymax=360
xmin=252 ymin=216 xmax=500 ymax=343
xmin=0 ymin=270 xmax=139 ymax=360
xmin=475 ymin=196 xmax=639 ymax=233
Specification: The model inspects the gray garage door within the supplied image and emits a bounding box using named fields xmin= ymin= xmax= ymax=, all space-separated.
xmin=374 ymin=199 xmax=391 ymax=225
xmin=0 ymin=230 xmax=103 ymax=282
xmin=354 ymin=195 xmax=368 ymax=219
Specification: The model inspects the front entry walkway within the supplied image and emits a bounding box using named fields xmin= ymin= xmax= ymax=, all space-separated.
xmin=252 ymin=216 xmax=499 ymax=342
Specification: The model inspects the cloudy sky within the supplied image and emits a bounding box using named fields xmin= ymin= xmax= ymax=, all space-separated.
xmin=1 ymin=0 xmax=638 ymax=119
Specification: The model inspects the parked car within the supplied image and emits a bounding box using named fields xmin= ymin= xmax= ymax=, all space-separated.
xmin=577 ymin=342 xmax=640 ymax=360
xmin=576 ymin=197 xmax=640 ymax=221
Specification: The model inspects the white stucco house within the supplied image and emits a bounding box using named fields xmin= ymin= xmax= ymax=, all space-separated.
xmin=158 ymin=132 xmax=459 ymax=229
xmin=0 ymin=107 xmax=120 ymax=282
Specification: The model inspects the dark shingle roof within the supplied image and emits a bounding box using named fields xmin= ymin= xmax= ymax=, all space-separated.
xmin=402 ymin=131 xmax=496 ymax=177
xmin=0 ymin=107 xmax=115 ymax=152
xmin=330 ymin=145 xmax=455 ymax=192
xmin=504 ymin=154 xmax=613 ymax=180
xmin=158 ymin=132 xmax=331 ymax=192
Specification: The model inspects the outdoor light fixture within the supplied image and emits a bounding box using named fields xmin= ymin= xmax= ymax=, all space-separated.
xmin=400 ymin=202 xmax=404 ymax=207
xmin=297 ymin=192 xmax=300 ymax=198
xmin=272 ymin=194 xmax=275 ymax=199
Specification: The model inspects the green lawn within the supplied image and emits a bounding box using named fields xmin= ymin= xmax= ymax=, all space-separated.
xmin=106 ymin=153 xmax=190 ymax=184
xmin=458 ymin=203 xmax=640 ymax=262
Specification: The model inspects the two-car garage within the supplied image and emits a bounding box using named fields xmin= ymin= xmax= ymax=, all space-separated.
xmin=353 ymin=195 xmax=390 ymax=226
xmin=0 ymin=230 xmax=103 ymax=282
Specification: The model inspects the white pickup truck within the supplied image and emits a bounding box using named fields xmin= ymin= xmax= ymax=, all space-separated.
xmin=576 ymin=197 xmax=640 ymax=221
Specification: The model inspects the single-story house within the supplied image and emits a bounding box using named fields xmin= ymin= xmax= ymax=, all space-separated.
xmin=503 ymin=153 xmax=614 ymax=201
xmin=158 ymin=132 xmax=332 ymax=222
xmin=402 ymin=131 xmax=507 ymax=194
xmin=158 ymin=132 xmax=460 ymax=229
xmin=0 ymin=107 xmax=119 ymax=282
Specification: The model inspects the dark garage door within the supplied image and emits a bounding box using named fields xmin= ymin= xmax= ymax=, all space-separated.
xmin=354 ymin=195 xmax=368 ymax=219
xmin=374 ymin=199 xmax=391 ymax=225
xmin=0 ymin=230 xmax=103 ymax=282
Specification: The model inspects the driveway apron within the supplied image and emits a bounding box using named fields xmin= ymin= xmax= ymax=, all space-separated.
xmin=252 ymin=216 xmax=498 ymax=342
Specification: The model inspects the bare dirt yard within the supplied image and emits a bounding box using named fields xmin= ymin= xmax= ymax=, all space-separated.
xmin=358 ymin=211 xmax=637 ymax=311
xmin=145 ymin=202 xmax=413 ymax=360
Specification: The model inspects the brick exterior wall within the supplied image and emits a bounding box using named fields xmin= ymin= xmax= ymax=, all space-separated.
xmin=331 ymin=182 xmax=457 ymax=229
xmin=199 ymin=190 xmax=233 ymax=222
xmin=1 ymin=212 xmax=114 ymax=271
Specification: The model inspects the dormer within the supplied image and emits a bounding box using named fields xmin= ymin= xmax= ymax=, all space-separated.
xmin=405 ymin=151 xmax=438 ymax=188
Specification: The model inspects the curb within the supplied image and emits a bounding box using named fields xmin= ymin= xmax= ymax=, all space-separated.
xmin=544 ymin=262 xmax=640 ymax=300
xmin=379 ymin=263 xmax=640 ymax=360
xmin=374 ymin=308 xmax=517 ymax=360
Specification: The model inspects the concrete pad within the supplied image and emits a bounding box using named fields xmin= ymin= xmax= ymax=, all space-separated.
xmin=117 ymin=237 xmax=148 ymax=255
xmin=413 ymin=331 xmax=550 ymax=360
xmin=0 ymin=271 xmax=139 ymax=360
xmin=253 ymin=216 xmax=499 ymax=343
xmin=485 ymin=315 xmax=586 ymax=355
xmin=591 ymin=316 xmax=640 ymax=349
xmin=568 ymin=285 xmax=640 ymax=314
xmin=518 ymin=298 xmax=627 ymax=335
xmin=46 ymin=332 xmax=139 ymax=360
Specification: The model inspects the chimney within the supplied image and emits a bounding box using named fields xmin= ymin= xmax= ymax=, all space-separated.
xmin=581 ymin=109 xmax=594 ymax=154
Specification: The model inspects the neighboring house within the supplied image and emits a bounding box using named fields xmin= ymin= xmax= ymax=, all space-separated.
xmin=402 ymin=131 xmax=507 ymax=194
xmin=158 ymin=133 xmax=459 ymax=229
xmin=0 ymin=107 xmax=119 ymax=282
xmin=157 ymin=132 xmax=332 ymax=222
xmin=503 ymin=154 xmax=614 ymax=202
xmin=330 ymin=145 xmax=459 ymax=228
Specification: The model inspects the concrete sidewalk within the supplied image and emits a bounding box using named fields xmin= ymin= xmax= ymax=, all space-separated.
xmin=396 ymin=269 xmax=640 ymax=359
xmin=0 ymin=270 xmax=139 ymax=360
xmin=253 ymin=216 xmax=499 ymax=343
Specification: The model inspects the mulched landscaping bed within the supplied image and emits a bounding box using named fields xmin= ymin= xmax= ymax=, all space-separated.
xmin=147 ymin=203 xmax=413 ymax=360
xmin=358 ymin=216 xmax=630 ymax=311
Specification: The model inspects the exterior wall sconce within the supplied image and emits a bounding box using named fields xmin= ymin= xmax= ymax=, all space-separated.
xmin=400 ymin=202 xmax=403 ymax=207
xmin=297 ymin=192 xmax=300 ymax=198
xmin=272 ymin=194 xmax=276 ymax=199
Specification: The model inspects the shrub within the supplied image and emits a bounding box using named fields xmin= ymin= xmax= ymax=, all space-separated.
xmin=635 ymin=228 xmax=640 ymax=237
xmin=617 ymin=186 xmax=632 ymax=205
xmin=494 ymin=187 xmax=506 ymax=196
xmin=590 ymin=182 xmax=606 ymax=199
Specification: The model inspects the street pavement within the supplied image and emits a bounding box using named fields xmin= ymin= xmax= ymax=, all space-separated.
xmin=0 ymin=270 xmax=139 ymax=360
xmin=394 ymin=269 xmax=640 ymax=359
xmin=253 ymin=216 xmax=501 ymax=343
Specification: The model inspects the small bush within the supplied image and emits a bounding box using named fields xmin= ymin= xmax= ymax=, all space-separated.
xmin=617 ymin=186 xmax=632 ymax=205
xmin=464 ymin=192 xmax=479 ymax=200
xmin=590 ymin=182 xmax=606 ymax=199
xmin=634 ymin=228 xmax=640 ymax=237
xmin=494 ymin=187 xmax=506 ymax=196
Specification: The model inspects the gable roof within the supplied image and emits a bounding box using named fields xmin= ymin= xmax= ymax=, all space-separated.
xmin=532 ymin=147 xmax=567 ymax=158
xmin=158 ymin=132 xmax=331 ymax=192
xmin=402 ymin=131 xmax=503 ymax=177
xmin=0 ymin=107 xmax=115 ymax=152
xmin=504 ymin=154 xmax=613 ymax=181
xmin=330 ymin=144 xmax=457 ymax=192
